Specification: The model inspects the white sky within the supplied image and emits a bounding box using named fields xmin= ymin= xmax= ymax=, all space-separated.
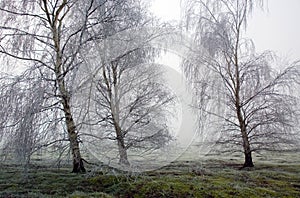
xmin=247 ymin=0 xmax=300 ymax=61
xmin=151 ymin=0 xmax=300 ymax=61
xmin=151 ymin=0 xmax=181 ymax=22
xmin=150 ymin=0 xmax=300 ymax=152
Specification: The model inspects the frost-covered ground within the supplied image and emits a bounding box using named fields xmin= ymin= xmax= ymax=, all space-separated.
xmin=0 ymin=150 xmax=299 ymax=197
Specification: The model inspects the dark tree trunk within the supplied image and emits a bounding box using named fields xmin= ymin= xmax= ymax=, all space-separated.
xmin=240 ymin=122 xmax=254 ymax=168
xmin=240 ymin=127 xmax=254 ymax=168
xmin=243 ymin=150 xmax=254 ymax=167
xmin=237 ymin=111 xmax=254 ymax=167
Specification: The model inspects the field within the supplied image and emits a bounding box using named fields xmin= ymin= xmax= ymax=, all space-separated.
xmin=0 ymin=151 xmax=299 ymax=198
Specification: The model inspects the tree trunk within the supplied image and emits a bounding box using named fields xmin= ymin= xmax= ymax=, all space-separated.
xmin=235 ymin=77 xmax=254 ymax=167
xmin=69 ymin=126 xmax=86 ymax=173
xmin=41 ymin=0 xmax=86 ymax=173
xmin=115 ymin=125 xmax=130 ymax=166
xmin=240 ymin=123 xmax=254 ymax=167
xmin=56 ymin=78 xmax=86 ymax=173
xmin=63 ymin=97 xmax=86 ymax=173
xmin=236 ymin=102 xmax=254 ymax=167
xmin=53 ymin=27 xmax=85 ymax=172
xmin=243 ymin=150 xmax=254 ymax=168
xmin=117 ymin=140 xmax=130 ymax=166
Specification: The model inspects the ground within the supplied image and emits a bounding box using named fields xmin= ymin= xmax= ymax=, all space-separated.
xmin=0 ymin=151 xmax=299 ymax=197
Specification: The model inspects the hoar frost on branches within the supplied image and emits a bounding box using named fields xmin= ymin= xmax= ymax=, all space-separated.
xmin=0 ymin=0 xmax=150 ymax=172
xmin=182 ymin=0 xmax=300 ymax=167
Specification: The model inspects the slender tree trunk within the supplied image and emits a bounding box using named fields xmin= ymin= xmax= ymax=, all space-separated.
xmin=236 ymin=107 xmax=254 ymax=167
xmin=54 ymin=45 xmax=86 ymax=172
xmin=115 ymin=124 xmax=130 ymax=166
xmin=55 ymin=69 xmax=86 ymax=173
xmin=240 ymin=122 xmax=254 ymax=167
xmin=234 ymin=51 xmax=254 ymax=167
xmin=109 ymin=65 xmax=130 ymax=166
xmin=63 ymin=99 xmax=86 ymax=173
xmin=56 ymin=76 xmax=85 ymax=173
xmin=47 ymin=1 xmax=85 ymax=172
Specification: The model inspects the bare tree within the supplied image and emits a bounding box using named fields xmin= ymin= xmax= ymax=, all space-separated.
xmin=0 ymin=0 xmax=147 ymax=172
xmin=0 ymin=71 xmax=54 ymax=165
xmin=78 ymin=39 xmax=175 ymax=166
xmin=183 ymin=0 xmax=300 ymax=167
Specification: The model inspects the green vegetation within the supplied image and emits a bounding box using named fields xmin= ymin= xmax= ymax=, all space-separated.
xmin=0 ymin=152 xmax=299 ymax=197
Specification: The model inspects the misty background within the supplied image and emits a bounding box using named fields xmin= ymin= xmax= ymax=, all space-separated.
xmin=151 ymin=0 xmax=300 ymax=61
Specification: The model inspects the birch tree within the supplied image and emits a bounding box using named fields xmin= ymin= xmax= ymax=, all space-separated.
xmin=183 ymin=0 xmax=300 ymax=167
xmin=0 ymin=0 xmax=146 ymax=172
xmin=93 ymin=49 xmax=174 ymax=166
xmin=0 ymin=71 xmax=60 ymax=169
xmin=0 ymin=76 xmax=32 ymax=164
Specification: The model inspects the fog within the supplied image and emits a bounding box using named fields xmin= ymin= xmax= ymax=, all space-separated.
xmin=151 ymin=0 xmax=300 ymax=61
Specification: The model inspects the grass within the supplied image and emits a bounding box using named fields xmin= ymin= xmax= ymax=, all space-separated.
xmin=0 ymin=151 xmax=299 ymax=197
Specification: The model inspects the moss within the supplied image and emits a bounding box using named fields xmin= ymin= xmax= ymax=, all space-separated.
xmin=0 ymin=156 xmax=300 ymax=197
xmin=131 ymin=177 xmax=194 ymax=198
xmin=68 ymin=191 xmax=113 ymax=198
